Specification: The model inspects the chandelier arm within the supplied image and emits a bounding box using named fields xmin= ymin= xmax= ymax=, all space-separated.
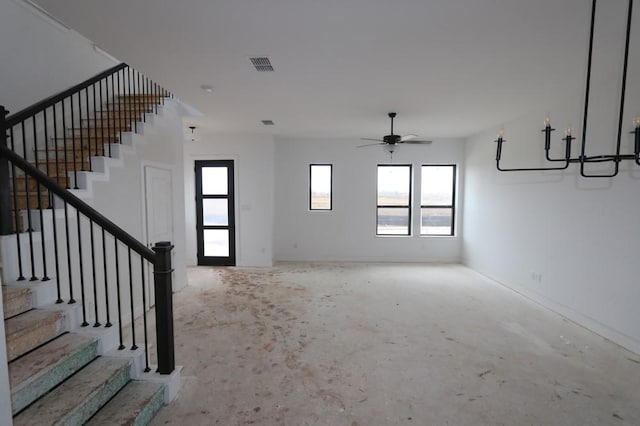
xmin=579 ymin=0 xmax=633 ymax=178
xmin=494 ymin=136 xmax=570 ymax=172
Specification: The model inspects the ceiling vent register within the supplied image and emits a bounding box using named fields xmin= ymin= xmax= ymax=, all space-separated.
xmin=250 ymin=57 xmax=274 ymax=72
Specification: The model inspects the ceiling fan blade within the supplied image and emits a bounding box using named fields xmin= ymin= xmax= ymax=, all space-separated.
xmin=403 ymin=140 xmax=433 ymax=144
xmin=357 ymin=142 xmax=386 ymax=148
xmin=400 ymin=134 xmax=418 ymax=141
xmin=360 ymin=138 xmax=384 ymax=142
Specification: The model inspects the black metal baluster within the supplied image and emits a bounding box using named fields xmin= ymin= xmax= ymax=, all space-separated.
xmin=138 ymin=72 xmax=144 ymax=123
xmin=92 ymin=84 xmax=98 ymax=159
xmin=115 ymin=237 xmax=125 ymax=350
xmin=85 ymin=87 xmax=92 ymax=166
xmin=102 ymin=228 xmax=112 ymax=327
xmin=61 ymin=99 xmax=70 ymax=189
xmin=21 ymin=121 xmax=37 ymax=281
xmin=128 ymin=248 xmax=138 ymax=350
xmin=8 ymin=127 xmax=25 ymax=281
xmin=153 ymin=82 xmax=158 ymax=114
xmin=100 ymin=80 xmax=106 ymax=158
xmin=106 ymin=77 xmax=112 ymax=158
xmin=33 ymin=116 xmax=49 ymax=281
xmin=52 ymin=104 xmax=60 ymax=186
xmin=116 ymin=71 xmax=122 ymax=143
xmin=90 ymin=219 xmax=100 ymax=327
xmin=77 ymin=213 xmax=88 ymax=326
xmin=129 ymin=68 xmax=134 ymax=131
xmin=63 ymin=201 xmax=75 ymax=303
xmin=79 ymin=91 xmax=85 ymax=172
xmin=70 ymin=94 xmax=78 ymax=189
xmin=145 ymin=76 xmax=150 ymax=119
xmin=50 ymin=192 xmax=62 ymax=302
xmin=42 ymin=110 xmax=51 ymax=183
xmin=141 ymin=256 xmax=150 ymax=372
xmin=111 ymin=74 xmax=118 ymax=148
xmin=133 ymin=68 xmax=138 ymax=131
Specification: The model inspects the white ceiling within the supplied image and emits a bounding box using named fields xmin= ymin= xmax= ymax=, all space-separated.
xmin=31 ymin=0 xmax=630 ymax=140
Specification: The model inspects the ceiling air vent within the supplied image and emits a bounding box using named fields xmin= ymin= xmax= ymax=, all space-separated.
xmin=250 ymin=57 xmax=274 ymax=72
xmin=262 ymin=120 xmax=275 ymax=126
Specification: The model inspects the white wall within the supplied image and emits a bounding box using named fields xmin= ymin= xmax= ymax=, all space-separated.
xmin=274 ymin=138 xmax=465 ymax=262
xmin=0 ymin=0 xmax=117 ymax=114
xmin=183 ymin=134 xmax=275 ymax=267
xmin=463 ymin=112 xmax=640 ymax=354
xmin=88 ymin=102 xmax=187 ymax=291
xmin=462 ymin=2 xmax=640 ymax=354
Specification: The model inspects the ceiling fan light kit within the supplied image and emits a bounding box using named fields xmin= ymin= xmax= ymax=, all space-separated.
xmin=494 ymin=0 xmax=639 ymax=178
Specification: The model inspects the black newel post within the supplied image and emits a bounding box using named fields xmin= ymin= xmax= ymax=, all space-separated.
xmin=152 ymin=241 xmax=175 ymax=374
xmin=0 ymin=106 xmax=12 ymax=235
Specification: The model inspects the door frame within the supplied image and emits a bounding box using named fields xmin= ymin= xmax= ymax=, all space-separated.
xmin=195 ymin=159 xmax=237 ymax=266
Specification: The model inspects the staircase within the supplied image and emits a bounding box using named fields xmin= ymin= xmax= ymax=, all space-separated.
xmin=3 ymin=284 xmax=164 ymax=425
xmin=1 ymin=64 xmax=178 ymax=424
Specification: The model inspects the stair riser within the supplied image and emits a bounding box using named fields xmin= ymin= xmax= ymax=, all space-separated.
xmin=37 ymin=161 xmax=91 ymax=174
xmin=35 ymin=149 xmax=90 ymax=162
xmin=82 ymin=118 xmax=136 ymax=128
xmin=69 ymin=128 xmax=128 ymax=137
xmin=106 ymin=105 xmax=154 ymax=114
xmin=95 ymin=111 xmax=145 ymax=122
xmin=13 ymin=176 xmax=69 ymax=191
xmin=48 ymin=141 xmax=114 ymax=155
xmin=2 ymin=288 xmax=32 ymax=319
xmin=111 ymin=99 xmax=161 ymax=106
xmin=11 ymin=193 xmax=52 ymax=211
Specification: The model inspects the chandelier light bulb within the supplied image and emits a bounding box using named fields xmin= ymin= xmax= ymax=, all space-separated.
xmin=634 ymin=116 xmax=640 ymax=128
xmin=544 ymin=116 xmax=551 ymax=127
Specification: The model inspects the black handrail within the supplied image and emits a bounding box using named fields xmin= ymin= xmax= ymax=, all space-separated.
xmin=6 ymin=63 xmax=127 ymax=128
xmin=0 ymin=143 xmax=155 ymax=261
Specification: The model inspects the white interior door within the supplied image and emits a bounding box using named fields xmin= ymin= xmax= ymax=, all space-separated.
xmin=144 ymin=165 xmax=174 ymax=305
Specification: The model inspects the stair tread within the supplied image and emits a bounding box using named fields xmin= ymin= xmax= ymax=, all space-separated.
xmin=9 ymin=333 xmax=98 ymax=415
xmin=86 ymin=381 xmax=164 ymax=426
xmin=5 ymin=309 xmax=66 ymax=361
xmin=5 ymin=309 xmax=64 ymax=339
xmin=9 ymin=332 xmax=96 ymax=392
xmin=2 ymin=285 xmax=32 ymax=319
xmin=13 ymin=356 xmax=131 ymax=426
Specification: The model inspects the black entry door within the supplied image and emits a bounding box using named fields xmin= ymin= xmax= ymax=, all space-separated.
xmin=195 ymin=160 xmax=236 ymax=266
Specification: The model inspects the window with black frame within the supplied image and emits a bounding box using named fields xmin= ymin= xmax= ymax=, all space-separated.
xmin=420 ymin=165 xmax=456 ymax=236
xmin=376 ymin=164 xmax=412 ymax=235
xmin=309 ymin=164 xmax=332 ymax=210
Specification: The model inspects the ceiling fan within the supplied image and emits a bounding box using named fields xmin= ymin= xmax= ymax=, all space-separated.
xmin=358 ymin=112 xmax=432 ymax=155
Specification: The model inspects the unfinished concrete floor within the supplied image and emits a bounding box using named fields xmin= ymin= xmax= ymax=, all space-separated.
xmin=151 ymin=263 xmax=640 ymax=425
